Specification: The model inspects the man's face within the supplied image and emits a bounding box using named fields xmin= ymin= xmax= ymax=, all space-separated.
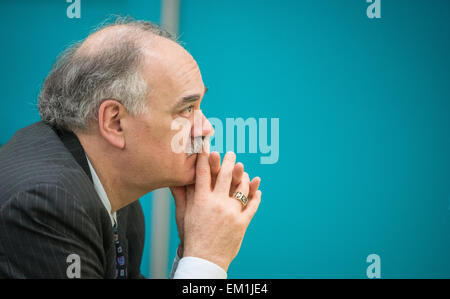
xmin=124 ymin=36 xmax=214 ymax=190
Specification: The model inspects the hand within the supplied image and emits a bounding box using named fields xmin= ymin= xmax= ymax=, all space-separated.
xmin=170 ymin=184 xmax=190 ymax=257
xmin=182 ymin=143 xmax=262 ymax=272
xmin=209 ymin=151 xmax=261 ymax=198
xmin=170 ymin=151 xmax=259 ymax=257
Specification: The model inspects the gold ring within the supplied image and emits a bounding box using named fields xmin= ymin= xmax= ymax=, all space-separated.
xmin=233 ymin=191 xmax=248 ymax=206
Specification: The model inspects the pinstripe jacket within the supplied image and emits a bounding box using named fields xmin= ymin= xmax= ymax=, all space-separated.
xmin=0 ymin=121 xmax=145 ymax=278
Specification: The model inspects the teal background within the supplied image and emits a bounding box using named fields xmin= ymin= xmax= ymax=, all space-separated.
xmin=1 ymin=0 xmax=449 ymax=278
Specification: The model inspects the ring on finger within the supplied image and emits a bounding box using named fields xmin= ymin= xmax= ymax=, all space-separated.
xmin=233 ymin=191 xmax=248 ymax=207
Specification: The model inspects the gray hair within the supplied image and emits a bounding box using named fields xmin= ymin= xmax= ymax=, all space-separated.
xmin=38 ymin=16 xmax=176 ymax=131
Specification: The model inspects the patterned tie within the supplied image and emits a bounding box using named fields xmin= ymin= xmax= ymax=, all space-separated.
xmin=113 ymin=222 xmax=127 ymax=279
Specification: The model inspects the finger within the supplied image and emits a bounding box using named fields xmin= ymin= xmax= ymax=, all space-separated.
xmin=229 ymin=162 xmax=244 ymax=195
xmin=195 ymin=136 xmax=211 ymax=193
xmin=209 ymin=151 xmax=221 ymax=187
xmin=248 ymin=177 xmax=261 ymax=198
xmin=231 ymin=162 xmax=244 ymax=188
xmin=171 ymin=186 xmax=187 ymax=223
xmin=244 ymin=190 xmax=262 ymax=219
xmin=186 ymin=184 xmax=195 ymax=200
xmin=234 ymin=172 xmax=250 ymax=198
xmin=170 ymin=186 xmax=186 ymax=207
xmin=214 ymin=151 xmax=236 ymax=194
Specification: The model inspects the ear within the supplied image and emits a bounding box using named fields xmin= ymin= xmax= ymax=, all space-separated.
xmin=97 ymin=99 xmax=127 ymax=149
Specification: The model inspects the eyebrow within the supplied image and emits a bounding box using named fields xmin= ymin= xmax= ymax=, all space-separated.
xmin=174 ymin=86 xmax=208 ymax=109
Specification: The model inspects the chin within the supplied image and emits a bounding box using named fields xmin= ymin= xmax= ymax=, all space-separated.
xmin=171 ymin=168 xmax=196 ymax=187
xmin=183 ymin=169 xmax=196 ymax=185
xmin=170 ymin=178 xmax=195 ymax=188
xmin=168 ymin=154 xmax=197 ymax=187
xmin=183 ymin=154 xmax=197 ymax=184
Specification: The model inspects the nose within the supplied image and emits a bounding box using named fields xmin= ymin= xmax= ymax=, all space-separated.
xmin=202 ymin=114 xmax=214 ymax=137
xmin=191 ymin=110 xmax=214 ymax=139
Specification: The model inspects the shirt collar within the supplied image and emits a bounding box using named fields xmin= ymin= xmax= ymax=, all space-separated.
xmin=86 ymin=155 xmax=117 ymax=227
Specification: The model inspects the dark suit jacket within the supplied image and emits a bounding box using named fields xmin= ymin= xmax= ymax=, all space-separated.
xmin=0 ymin=121 xmax=145 ymax=278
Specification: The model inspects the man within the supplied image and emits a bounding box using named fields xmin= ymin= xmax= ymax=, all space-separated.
xmin=0 ymin=18 xmax=261 ymax=278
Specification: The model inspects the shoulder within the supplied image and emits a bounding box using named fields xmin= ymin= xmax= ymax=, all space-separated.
xmin=1 ymin=182 xmax=98 ymax=231
xmin=0 ymin=122 xmax=96 ymax=205
xmin=0 ymin=122 xmax=110 ymax=231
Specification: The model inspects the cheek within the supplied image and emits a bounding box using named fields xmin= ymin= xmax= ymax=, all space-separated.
xmin=132 ymin=115 xmax=193 ymax=168
xmin=154 ymin=133 xmax=188 ymax=165
xmin=140 ymin=118 xmax=176 ymax=153
xmin=167 ymin=123 xmax=193 ymax=155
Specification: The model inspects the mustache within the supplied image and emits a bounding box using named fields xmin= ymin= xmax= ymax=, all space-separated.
xmin=186 ymin=136 xmax=209 ymax=156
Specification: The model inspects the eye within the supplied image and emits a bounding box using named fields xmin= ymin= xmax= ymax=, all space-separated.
xmin=180 ymin=105 xmax=194 ymax=117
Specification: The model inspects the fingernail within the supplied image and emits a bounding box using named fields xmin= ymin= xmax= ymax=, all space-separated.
xmin=226 ymin=151 xmax=236 ymax=161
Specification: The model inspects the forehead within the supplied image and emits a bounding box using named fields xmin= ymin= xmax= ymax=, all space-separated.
xmin=140 ymin=36 xmax=204 ymax=108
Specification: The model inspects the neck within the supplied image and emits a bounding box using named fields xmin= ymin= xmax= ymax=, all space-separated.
xmin=75 ymin=132 xmax=148 ymax=213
